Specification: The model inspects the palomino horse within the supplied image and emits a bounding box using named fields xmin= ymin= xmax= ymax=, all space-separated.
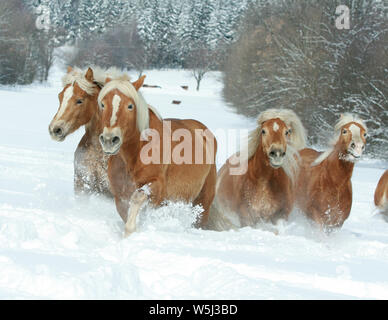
xmin=49 ymin=67 xmax=127 ymax=199
xmin=375 ymin=170 xmax=388 ymax=217
xmin=98 ymin=75 xmax=217 ymax=236
xmin=296 ymin=113 xmax=367 ymax=230
xmin=207 ymin=109 xmax=307 ymax=231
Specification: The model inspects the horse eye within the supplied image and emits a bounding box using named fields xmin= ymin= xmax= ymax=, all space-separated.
xmin=261 ymin=129 xmax=266 ymax=135
xmin=76 ymin=99 xmax=83 ymax=105
xmin=342 ymin=129 xmax=347 ymax=134
xmin=128 ymin=104 xmax=133 ymax=110
xmin=363 ymin=133 xmax=367 ymax=138
xmin=101 ymin=103 xmax=104 ymax=109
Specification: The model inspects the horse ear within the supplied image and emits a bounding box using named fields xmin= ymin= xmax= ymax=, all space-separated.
xmin=67 ymin=66 xmax=73 ymax=73
xmin=105 ymin=77 xmax=112 ymax=83
xmin=132 ymin=75 xmax=146 ymax=91
xmin=85 ymin=67 xmax=94 ymax=82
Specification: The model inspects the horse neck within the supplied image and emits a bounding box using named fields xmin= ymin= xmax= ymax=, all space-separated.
xmin=120 ymin=108 xmax=162 ymax=171
xmin=248 ymin=143 xmax=287 ymax=183
xmin=325 ymin=144 xmax=355 ymax=184
xmin=84 ymin=94 xmax=102 ymax=143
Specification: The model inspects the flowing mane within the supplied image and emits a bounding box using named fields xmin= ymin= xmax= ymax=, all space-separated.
xmin=98 ymin=77 xmax=162 ymax=133
xmin=242 ymin=109 xmax=307 ymax=183
xmin=62 ymin=66 xmax=124 ymax=95
xmin=313 ymin=113 xmax=367 ymax=166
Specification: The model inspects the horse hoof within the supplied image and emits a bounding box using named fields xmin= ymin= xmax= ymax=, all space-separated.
xmin=124 ymin=228 xmax=135 ymax=238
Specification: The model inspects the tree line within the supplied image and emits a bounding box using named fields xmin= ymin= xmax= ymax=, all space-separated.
xmin=1 ymin=0 xmax=386 ymax=159
xmin=1 ymin=0 xmax=246 ymax=85
xmin=223 ymin=0 xmax=387 ymax=159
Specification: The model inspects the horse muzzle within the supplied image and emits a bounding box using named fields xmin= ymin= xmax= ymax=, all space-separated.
xmin=99 ymin=128 xmax=122 ymax=155
xmin=268 ymin=148 xmax=286 ymax=168
xmin=346 ymin=141 xmax=365 ymax=162
xmin=49 ymin=122 xmax=67 ymax=142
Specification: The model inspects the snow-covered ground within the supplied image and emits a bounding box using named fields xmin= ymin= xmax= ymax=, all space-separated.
xmin=0 ymin=66 xmax=387 ymax=299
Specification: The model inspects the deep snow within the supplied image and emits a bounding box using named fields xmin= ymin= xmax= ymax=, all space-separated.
xmin=0 ymin=66 xmax=387 ymax=299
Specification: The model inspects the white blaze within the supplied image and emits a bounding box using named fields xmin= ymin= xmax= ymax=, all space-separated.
xmin=273 ymin=122 xmax=279 ymax=132
xmin=349 ymin=124 xmax=361 ymax=142
xmin=56 ymin=86 xmax=74 ymax=119
xmin=110 ymin=95 xmax=121 ymax=126
xmin=349 ymin=124 xmax=364 ymax=157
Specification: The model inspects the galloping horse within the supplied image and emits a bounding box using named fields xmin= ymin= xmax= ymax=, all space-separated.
xmin=98 ymin=75 xmax=217 ymax=236
xmin=48 ymin=67 xmax=127 ymax=198
xmin=296 ymin=113 xmax=367 ymax=230
xmin=374 ymin=170 xmax=388 ymax=216
xmin=207 ymin=109 xmax=307 ymax=231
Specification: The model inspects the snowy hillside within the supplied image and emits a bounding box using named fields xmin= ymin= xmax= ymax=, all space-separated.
xmin=0 ymin=68 xmax=387 ymax=299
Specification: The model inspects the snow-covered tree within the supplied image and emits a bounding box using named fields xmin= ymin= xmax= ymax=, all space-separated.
xmin=223 ymin=0 xmax=388 ymax=159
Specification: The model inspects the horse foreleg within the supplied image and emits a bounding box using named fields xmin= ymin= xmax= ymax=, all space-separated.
xmin=114 ymin=196 xmax=130 ymax=222
xmin=193 ymin=166 xmax=217 ymax=228
xmin=74 ymin=170 xmax=91 ymax=199
xmin=124 ymin=190 xmax=148 ymax=237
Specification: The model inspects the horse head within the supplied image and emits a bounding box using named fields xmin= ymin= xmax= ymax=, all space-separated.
xmin=49 ymin=67 xmax=99 ymax=141
xmin=98 ymin=75 xmax=146 ymax=155
xmin=335 ymin=114 xmax=367 ymax=162
xmin=259 ymin=118 xmax=291 ymax=168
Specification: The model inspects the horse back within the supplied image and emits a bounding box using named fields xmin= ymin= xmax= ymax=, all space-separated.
xmin=167 ymin=118 xmax=217 ymax=153
xmin=144 ymin=115 xmax=217 ymax=203
xmin=299 ymin=148 xmax=322 ymax=166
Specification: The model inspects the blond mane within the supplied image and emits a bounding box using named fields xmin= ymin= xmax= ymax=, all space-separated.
xmin=98 ymin=77 xmax=162 ymax=133
xmin=61 ymin=66 xmax=124 ymax=95
xmin=313 ymin=113 xmax=367 ymax=166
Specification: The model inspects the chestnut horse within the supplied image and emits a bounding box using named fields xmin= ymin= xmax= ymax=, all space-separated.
xmin=296 ymin=114 xmax=367 ymax=230
xmin=98 ymin=75 xmax=217 ymax=236
xmin=49 ymin=66 xmax=127 ymax=198
xmin=207 ymin=109 xmax=307 ymax=231
xmin=375 ymin=170 xmax=388 ymax=216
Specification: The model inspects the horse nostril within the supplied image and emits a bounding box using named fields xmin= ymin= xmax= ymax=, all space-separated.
xmin=112 ymin=136 xmax=120 ymax=145
xmin=351 ymin=142 xmax=356 ymax=149
xmin=269 ymin=151 xmax=275 ymax=157
xmin=99 ymin=135 xmax=104 ymax=144
xmin=54 ymin=127 xmax=63 ymax=136
xmin=282 ymin=152 xmax=286 ymax=157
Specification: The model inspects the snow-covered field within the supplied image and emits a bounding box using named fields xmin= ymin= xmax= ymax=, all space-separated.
xmin=0 ymin=66 xmax=387 ymax=299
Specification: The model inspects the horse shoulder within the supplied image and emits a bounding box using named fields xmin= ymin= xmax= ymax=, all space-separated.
xmin=108 ymin=155 xmax=134 ymax=196
xmin=299 ymin=148 xmax=321 ymax=166
xmin=216 ymin=160 xmax=246 ymax=211
xmin=296 ymin=149 xmax=320 ymax=195
xmin=342 ymin=180 xmax=353 ymax=213
xmin=74 ymin=133 xmax=96 ymax=181
xmin=375 ymin=170 xmax=388 ymax=207
xmin=74 ymin=133 xmax=89 ymax=162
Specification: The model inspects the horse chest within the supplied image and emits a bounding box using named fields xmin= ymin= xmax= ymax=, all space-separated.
xmin=76 ymin=143 xmax=107 ymax=171
xmin=242 ymin=179 xmax=284 ymax=221
xmin=315 ymin=178 xmax=352 ymax=226
xmin=74 ymin=139 xmax=110 ymax=194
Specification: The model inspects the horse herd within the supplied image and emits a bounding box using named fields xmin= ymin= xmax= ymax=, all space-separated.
xmin=49 ymin=67 xmax=388 ymax=237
